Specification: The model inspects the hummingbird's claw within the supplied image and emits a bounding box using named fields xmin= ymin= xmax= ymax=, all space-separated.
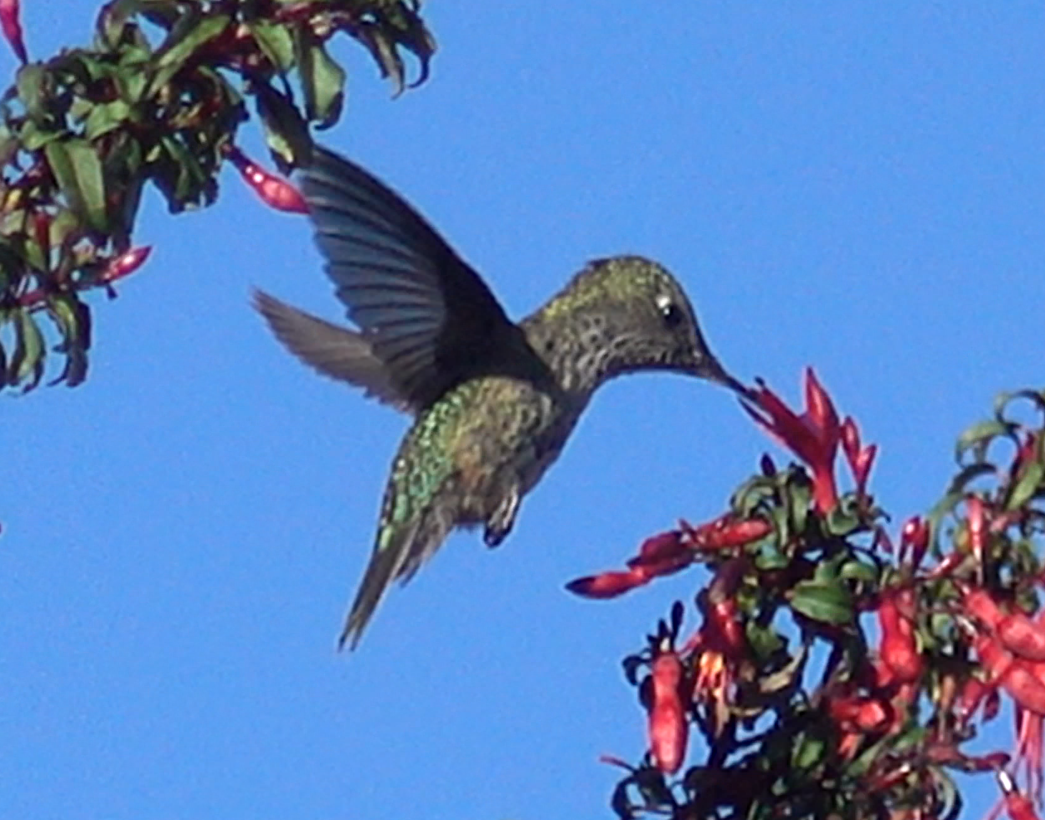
xmin=484 ymin=483 xmax=520 ymax=547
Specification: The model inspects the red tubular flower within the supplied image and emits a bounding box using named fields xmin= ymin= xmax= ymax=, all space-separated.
xmin=998 ymin=769 xmax=1041 ymax=820
xmin=227 ymin=147 xmax=308 ymax=214
xmin=1013 ymin=708 xmax=1045 ymax=806
xmin=705 ymin=558 xmax=749 ymax=659
xmin=0 ymin=0 xmax=27 ymax=64
xmin=827 ymin=694 xmax=892 ymax=733
xmin=742 ymin=368 xmax=841 ymax=515
xmin=957 ymin=675 xmax=992 ymax=725
xmin=567 ymin=531 xmax=692 ymax=598
xmin=1000 ymin=616 xmax=1045 ymax=664
xmin=648 ymin=648 xmax=688 ymax=774
xmin=565 ymin=570 xmax=646 ymax=599
xmin=967 ymin=495 xmax=988 ymax=565
xmin=1013 ymin=431 xmax=1041 ymax=482
xmin=840 ymin=415 xmax=877 ymax=497
xmin=878 ymin=589 xmax=922 ymax=684
xmin=959 ymin=583 xmax=1045 ymax=662
xmin=975 ymin=633 xmax=1045 ymax=715
xmin=899 ymin=516 xmax=929 ymax=570
xmin=632 ymin=531 xmax=684 ymax=564
xmin=679 ymin=514 xmax=771 ymax=552
xmin=101 ymin=246 xmax=151 ymax=283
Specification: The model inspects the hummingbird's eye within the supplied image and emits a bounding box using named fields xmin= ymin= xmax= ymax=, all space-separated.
xmin=656 ymin=294 xmax=683 ymax=328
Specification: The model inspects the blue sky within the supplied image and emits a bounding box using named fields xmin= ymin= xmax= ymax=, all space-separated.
xmin=3 ymin=3 xmax=1044 ymax=818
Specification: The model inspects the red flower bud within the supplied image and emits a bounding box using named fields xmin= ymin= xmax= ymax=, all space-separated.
xmin=648 ymin=649 xmax=688 ymax=774
xmin=899 ymin=515 xmax=929 ymax=570
xmin=630 ymin=531 xmax=686 ymax=566
xmin=998 ymin=612 xmax=1045 ymax=663
xmin=827 ymin=694 xmax=892 ymax=733
xmin=101 ymin=246 xmax=151 ymax=283
xmin=975 ymin=634 xmax=1045 ymax=715
xmin=227 ymin=148 xmax=308 ymax=214
xmin=878 ymin=591 xmax=922 ymax=684
xmin=804 ymin=367 xmax=839 ymax=438
xmin=565 ymin=570 xmax=646 ymax=599
xmin=959 ymin=583 xmax=1045 ymax=662
xmin=956 ymin=675 xmax=990 ymax=724
xmin=0 ymin=0 xmax=27 ymax=64
xmin=841 ymin=416 xmax=860 ymax=465
xmin=706 ymin=598 xmax=746 ymax=659
xmin=681 ymin=515 xmax=771 ymax=552
xmin=967 ymin=495 xmax=987 ymax=562
xmin=998 ymin=769 xmax=1040 ymax=820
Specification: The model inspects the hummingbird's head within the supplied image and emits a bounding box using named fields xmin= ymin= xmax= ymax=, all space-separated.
xmin=537 ymin=255 xmax=748 ymax=396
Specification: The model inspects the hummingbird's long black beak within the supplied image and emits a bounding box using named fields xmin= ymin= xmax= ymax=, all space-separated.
xmin=699 ymin=356 xmax=758 ymax=401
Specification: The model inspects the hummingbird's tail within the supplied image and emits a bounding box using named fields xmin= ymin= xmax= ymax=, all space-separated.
xmin=339 ymin=508 xmax=453 ymax=650
xmin=338 ymin=532 xmax=413 ymax=650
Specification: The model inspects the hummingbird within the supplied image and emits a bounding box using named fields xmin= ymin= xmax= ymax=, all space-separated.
xmin=254 ymin=146 xmax=748 ymax=650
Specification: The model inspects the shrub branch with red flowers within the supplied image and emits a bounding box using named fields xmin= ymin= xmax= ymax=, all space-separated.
xmin=0 ymin=0 xmax=434 ymax=391
xmin=572 ymin=370 xmax=1045 ymax=820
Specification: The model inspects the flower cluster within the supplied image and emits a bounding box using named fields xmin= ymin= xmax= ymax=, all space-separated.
xmin=580 ymin=372 xmax=1045 ymax=820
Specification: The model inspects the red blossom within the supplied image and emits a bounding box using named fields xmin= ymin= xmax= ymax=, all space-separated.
xmin=101 ymin=246 xmax=151 ymax=283
xmin=967 ymin=495 xmax=988 ymax=565
xmin=0 ymin=0 xmax=27 ymax=64
xmin=827 ymin=693 xmax=892 ymax=733
xmin=629 ymin=530 xmax=688 ymax=568
xmin=999 ymin=769 xmax=1041 ymax=820
xmin=679 ymin=514 xmax=771 ymax=552
xmin=959 ymin=583 xmax=1045 ymax=663
xmin=878 ymin=588 xmax=922 ymax=684
xmin=899 ymin=516 xmax=929 ymax=570
xmin=973 ymin=631 xmax=1045 ymax=715
xmin=742 ymin=368 xmax=841 ymax=514
xmin=227 ymin=147 xmax=308 ymax=213
xmin=565 ymin=570 xmax=647 ymax=599
xmin=957 ymin=675 xmax=991 ymax=725
xmin=647 ymin=646 xmax=688 ymax=774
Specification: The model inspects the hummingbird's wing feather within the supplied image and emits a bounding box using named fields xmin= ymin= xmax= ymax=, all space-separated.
xmin=301 ymin=147 xmax=518 ymax=409
xmin=253 ymin=289 xmax=410 ymax=411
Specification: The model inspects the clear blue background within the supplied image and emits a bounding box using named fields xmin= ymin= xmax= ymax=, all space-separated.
xmin=4 ymin=3 xmax=1044 ymax=818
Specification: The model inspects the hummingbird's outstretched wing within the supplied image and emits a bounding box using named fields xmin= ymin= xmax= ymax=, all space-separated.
xmin=253 ymin=289 xmax=410 ymax=411
xmin=300 ymin=147 xmax=519 ymax=410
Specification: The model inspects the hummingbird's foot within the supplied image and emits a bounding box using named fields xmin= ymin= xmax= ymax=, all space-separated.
xmin=484 ymin=483 xmax=520 ymax=548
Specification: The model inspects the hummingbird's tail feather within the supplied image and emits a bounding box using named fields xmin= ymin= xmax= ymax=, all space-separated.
xmin=339 ymin=502 xmax=457 ymax=650
xmin=338 ymin=527 xmax=414 ymax=651
xmin=252 ymin=289 xmax=410 ymax=411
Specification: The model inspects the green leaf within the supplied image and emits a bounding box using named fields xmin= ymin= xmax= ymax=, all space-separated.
xmin=19 ymin=119 xmax=61 ymax=151
xmin=955 ymin=418 xmax=1014 ymax=464
xmin=16 ymin=64 xmax=47 ymax=122
xmin=150 ymin=13 xmax=230 ymax=95
xmin=839 ymin=558 xmax=878 ymax=584
xmin=791 ymin=731 xmax=826 ymax=771
xmin=85 ymin=99 xmax=133 ymax=140
xmin=790 ymin=579 xmax=854 ymax=625
xmin=746 ymin=621 xmax=786 ymax=662
xmin=154 ymin=135 xmax=211 ymax=211
xmin=12 ymin=308 xmax=44 ymax=390
xmin=296 ymin=35 xmax=346 ymax=129
xmin=812 ymin=551 xmax=847 ymax=583
xmin=46 ymin=293 xmax=90 ymax=387
xmin=114 ymin=59 xmax=149 ymax=104
xmin=994 ymin=388 xmax=1045 ymax=421
xmin=1008 ymin=460 xmax=1045 ymax=511
xmin=250 ymin=21 xmax=295 ymax=72
xmin=45 ymin=139 xmax=108 ymax=233
xmin=253 ymin=82 xmax=311 ymax=169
